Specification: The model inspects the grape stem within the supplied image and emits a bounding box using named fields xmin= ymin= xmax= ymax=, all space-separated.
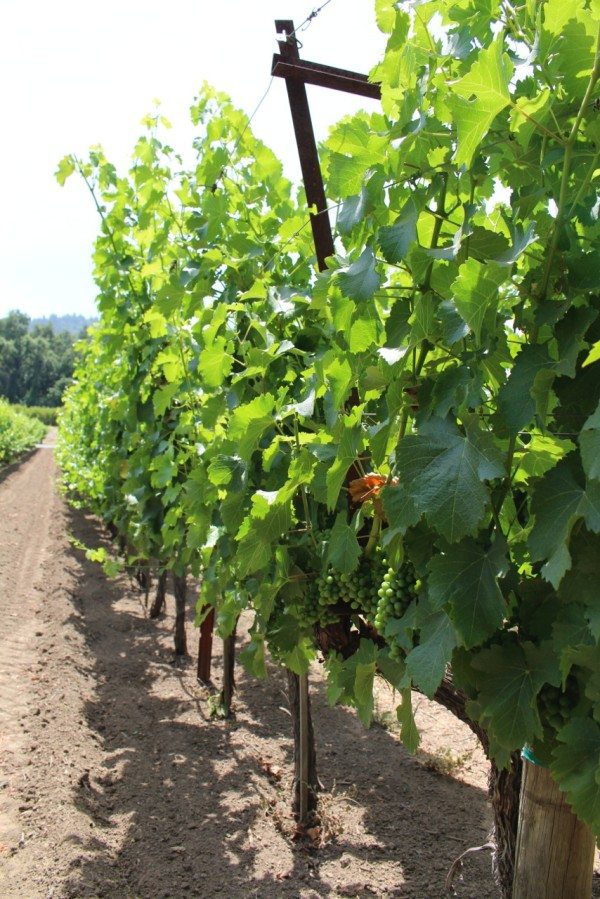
xmin=364 ymin=514 xmax=381 ymax=559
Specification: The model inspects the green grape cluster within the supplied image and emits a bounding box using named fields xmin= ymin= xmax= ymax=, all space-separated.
xmin=290 ymin=583 xmax=323 ymax=627
xmin=374 ymin=562 xmax=420 ymax=660
xmin=538 ymin=674 xmax=579 ymax=733
xmin=311 ymin=555 xmax=387 ymax=625
xmin=274 ymin=549 xmax=419 ymax=635
xmin=312 ymin=567 xmax=355 ymax=624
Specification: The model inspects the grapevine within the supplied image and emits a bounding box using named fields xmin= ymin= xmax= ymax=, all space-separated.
xmin=56 ymin=0 xmax=600 ymax=863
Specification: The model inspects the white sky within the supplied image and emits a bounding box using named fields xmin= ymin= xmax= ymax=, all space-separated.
xmin=0 ymin=0 xmax=385 ymax=320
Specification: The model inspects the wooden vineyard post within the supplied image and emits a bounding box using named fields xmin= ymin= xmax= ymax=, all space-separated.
xmin=197 ymin=607 xmax=215 ymax=684
xmin=299 ymin=671 xmax=310 ymax=822
xmin=142 ymin=566 xmax=151 ymax=610
xmin=172 ymin=572 xmax=188 ymax=656
xmin=149 ymin=570 xmax=167 ymax=619
xmin=513 ymin=760 xmax=596 ymax=899
xmin=220 ymin=619 xmax=238 ymax=716
xmin=287 ymin=669 xmax=318 ymax=823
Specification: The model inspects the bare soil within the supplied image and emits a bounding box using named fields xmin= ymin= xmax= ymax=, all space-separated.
xmin=0 ymin=442 xmax=598 ymax=899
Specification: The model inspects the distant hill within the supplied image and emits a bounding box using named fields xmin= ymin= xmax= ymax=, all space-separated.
xmin=29 ymin=313 xmax=96 ymax=335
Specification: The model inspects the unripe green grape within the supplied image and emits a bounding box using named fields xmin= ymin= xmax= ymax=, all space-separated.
xmin=538 ymin=674 xmax=579 ymax=733
xmin=372 ymin=560 xmax=420 ymax=658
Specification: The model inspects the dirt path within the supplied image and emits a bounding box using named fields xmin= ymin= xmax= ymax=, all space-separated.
xmin=0 ymin=445 xmax=598 ymax=898
xmin=0 ymin=435 xmax=56 ymax=856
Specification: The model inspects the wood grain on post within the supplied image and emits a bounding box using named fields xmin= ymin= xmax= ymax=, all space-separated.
xmin=197 ymin=607 xmax=215 ymax=684
xmin=299 ymin=671 xmax=310 ymax=824
xmin=172 ymin=573 xmax=187 ymax=656
xmin=513 ymin=760 xmax=596 ymax=899
xmin=286 ymin=669 xmax=318 ymax=820
xmin=221 ymin=621 xmax=237 ymax=716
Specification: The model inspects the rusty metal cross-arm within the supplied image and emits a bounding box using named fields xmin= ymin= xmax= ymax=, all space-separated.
xmin=271 ymin=19 xmax=381 ymax=272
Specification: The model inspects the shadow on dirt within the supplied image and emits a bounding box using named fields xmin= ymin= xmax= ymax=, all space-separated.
xmin=0 ymin=447 xmax=40 ymax=485
xmin=57 ymin=503 xmax=497 ymax=899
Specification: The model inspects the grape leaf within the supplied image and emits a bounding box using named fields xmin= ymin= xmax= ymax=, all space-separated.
xmin=378 ymin=198 xmax=419 ymax=264
xmin=542 ymin=0 xmax=586 ymax=36
xmin=199 ymin=336 xmax=234 ymax=387
xmin=155 ymin=348 xmax=184 ymax=384
xmin=471 ymin=641 xmax=561 ymax=752
xmin=326 ymin=153 xmax=367 ymax=197
xmin=355 ymin=660 xmax=377 ymax=727
xmin=397 ymin=417 xmax=505 ymax=542
xmin=551 ymin=718 xmax=600 ymax=839
xmin=580 ymin=401 xmax=600 ymax=481
xmin=143 ymin=308 xmax=168 ymax=338
xmin=421 ymin=365 xmax=475 ymax=420
xmin=427 ymin=538 xmax=507 ymax=648
xmin=228 ymin=394 xmax=276 ymax=463
xmin=554 ymin=306 xmax=598 ymax=379
xmin=325 ymin=639 xmax=377 ymax=726
xmin=558 ymin=528 xmax=600 ymax=641
xmin=322 ymin=356 xmax=353 ymax=412
xmin=396 ymin=687 xmax=420 ymax=752
xmin=235 ymin=499 xmax=291 ymax=577
xmin=551 ymin=603 xmax=595 ymax=679
xmin=451 ymin=37 xmax=513 ymax=166
xmin=467 ymin=226 xmax=510 ymax=261
xmin=337 ymin=247 xmax=381 ymax=302
xmin=582 ymin=340 xmax=600 ymax=368
xmin=282 ymin=642 xmax=314 ymax=676
xmin=493 ymin=222 xmax=538 ymax=265
xmin=450 ymin=258 xmax=503 ymax=343
xmin=411 ymin=293 xmax=439 ymax=344
xmin=349 ymin=309 xmax=379 ymax=352
xmin=234 ymin=534 xmax=273 ymax=578
xmin=381 ymin=483 xmax=420 ymax=534
xmin=267 ymin=614 xmax=314 ymax=674
xmin=512 ymin=433 xmax=576 ymax=484
xmin=55 ymin=155 xmax=75 ymax=185
xmin=439 ymin=300 xmax=470 ymax=345
xmin=207 ymin=454 xmax=246 ymax=487
xmin=376 ymin=649 xmax=406 ymax=690
xmin=239 ymin=634 xmax=267 ymax=679
xmin=406 ymin=598 xmax=458 ymax=697
xmin=529 ymin=454 xmax=600 ymax=587
xmin=153 ymin=382 xmax=179 ymax=417
xmin=496 ymin=344 xmax=556 ymax=435
xmin=326 ymin=512 xmax=361 ymax=574
xmin=149 ymin=451 xmax=176 ymax=489
xmin=338 ymin=189 xmax=370 ymax=235
xmin=275 ymin=450 xmax=316 ymax=505
xmin=375 ymin=0 xmax=397 ymax=33
xmin=553 ymin=19 xmax=597 ymax=97
xmin=326 ymin=411 xmax=363 ymax=509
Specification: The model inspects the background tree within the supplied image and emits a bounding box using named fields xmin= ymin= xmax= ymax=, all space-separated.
xmin=0 ymin=309 xmax=81 ymax=406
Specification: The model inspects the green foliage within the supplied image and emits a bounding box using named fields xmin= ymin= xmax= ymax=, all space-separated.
xmin=58 ymin=1 xmax=600 ymax=838
xmin=13 ymin=405 xmax=60 ymax=426
xmin=397 ymin=418 xmax=504 ymax=542
xmin=68 ymin=535 xmax=122 ymax=577
xmin=0 ymin=398 xmax=46 ymax=464
xmin=0 ymin=310 xmax=79 ymax=407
